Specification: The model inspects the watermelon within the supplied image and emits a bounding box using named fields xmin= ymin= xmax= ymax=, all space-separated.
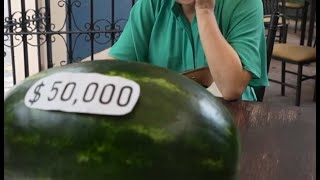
xmin=4 ymin=60 xmax=240 ymax=179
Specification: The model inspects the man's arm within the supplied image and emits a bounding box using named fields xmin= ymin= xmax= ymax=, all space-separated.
xmin=81 ymin=48 xmax=116 ymax=62
xmin=196 ymin=7 xmax=251 ymax=101
xmin=195 ymin=0 xmax=265 ymax=101
xmin=106 ymin=48 xmax=116 ymax=60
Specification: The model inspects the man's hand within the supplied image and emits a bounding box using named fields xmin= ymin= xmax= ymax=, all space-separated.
xmin=195 ymin=0 xmax=215 ymax=11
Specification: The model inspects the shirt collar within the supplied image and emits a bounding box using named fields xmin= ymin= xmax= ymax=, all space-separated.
xmin=170 ymin=0 xmax=182 ymax=17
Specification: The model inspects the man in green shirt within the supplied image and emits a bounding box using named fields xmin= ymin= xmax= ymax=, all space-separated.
xmin=106 ymin=0 xmax=268 ymax=101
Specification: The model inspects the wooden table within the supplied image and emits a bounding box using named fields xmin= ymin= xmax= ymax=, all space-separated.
xmin=222 ymin=100 xmax=316 ymax=180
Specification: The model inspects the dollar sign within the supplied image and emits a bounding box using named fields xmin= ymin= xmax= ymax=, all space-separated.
xmin=29 ymin=82 xmax=45 ymax=105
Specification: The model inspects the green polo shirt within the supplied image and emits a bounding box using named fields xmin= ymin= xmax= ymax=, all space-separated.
xmin=109 ymin=0 xmax=269 ymax=101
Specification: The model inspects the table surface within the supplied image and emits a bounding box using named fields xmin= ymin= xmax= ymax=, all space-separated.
xmin=222 ymin=100 xmax=316 ymax=180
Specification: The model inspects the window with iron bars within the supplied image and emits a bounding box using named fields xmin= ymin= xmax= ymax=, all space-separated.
xmin=4 ymin=0 xmax=136 ymax=91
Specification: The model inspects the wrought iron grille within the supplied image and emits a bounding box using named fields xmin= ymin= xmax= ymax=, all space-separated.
xmin=4 ymin=0 xmax=136 ymax=85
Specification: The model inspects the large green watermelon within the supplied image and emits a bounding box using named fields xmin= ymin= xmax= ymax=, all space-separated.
xmin=4 ymin=60 xmax=240 ymax=180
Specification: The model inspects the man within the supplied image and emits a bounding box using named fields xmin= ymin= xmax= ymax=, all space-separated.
xmin=105 ymin=0 xmax=268 ymax=101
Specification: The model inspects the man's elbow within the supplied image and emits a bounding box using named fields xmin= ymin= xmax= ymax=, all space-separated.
xmin=221 ymin=71 xmax=251 ymax=101
xmin=220 ymin=87 xmax=245 ymax=101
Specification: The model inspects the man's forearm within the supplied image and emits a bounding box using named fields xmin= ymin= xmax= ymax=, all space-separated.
xmin=106 ymin=48 xmax=117 ymax=60
xmin=196 ymin=9 xmax=251 ymax=100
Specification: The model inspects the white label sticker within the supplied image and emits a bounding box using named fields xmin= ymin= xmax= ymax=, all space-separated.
xmin=24 ymin=72 xmax=140 ymax=116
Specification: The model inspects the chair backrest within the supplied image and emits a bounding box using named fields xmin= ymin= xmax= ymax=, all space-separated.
xmin=262 ymin=0 xmax=287 ymax=43
xmin=262 ymin=0 xmax=286 ymax=16
xmin=299 ymin=1 xmax=310 ymax=45
xmin=254 ymin=13 xmax=280 ymax=102
xmin=265 ymin=13 xmax=280 ymax=73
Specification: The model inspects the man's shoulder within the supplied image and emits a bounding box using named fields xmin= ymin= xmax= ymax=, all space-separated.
xmin=217 ymin=0 xmax=262 ymax=10
xmin=132 ymin=0 xmax=173 ymax=16
xmin=216 ymin=0 xmax=263 ymax=21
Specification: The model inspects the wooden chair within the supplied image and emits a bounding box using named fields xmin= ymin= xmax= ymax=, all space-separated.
xmin=262 ymin=0 xmax=289 ymax=43
xmin=269 ymin=1 xmax=316 ymax=106
xmin=254 ymin=13 xmax=280 ymax=101
xmin=279 ymin=1 xmax=306 ymax=33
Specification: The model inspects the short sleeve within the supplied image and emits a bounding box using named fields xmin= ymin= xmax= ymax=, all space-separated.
xmin=108 ymin=0 xmax=157 ymax=62
xmin=225 ymin=0 xmax=269 ymax=87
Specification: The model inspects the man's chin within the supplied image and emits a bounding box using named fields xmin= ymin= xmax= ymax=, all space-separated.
xmin=175 ymin=0 xmax=195 ymax=5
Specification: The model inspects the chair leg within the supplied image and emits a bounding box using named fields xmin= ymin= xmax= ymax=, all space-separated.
xmin=295 ymin=65 xmax=303 ymax=106
xmin=279 ymin=27 xmax=284 ymax=43
xmin=294 ymin=9 xmax=299 ymax=33
xmin=278 ymin=28 xmax=282 ymax=43
xmin=313 ymin=80 xmax=316 ymax=102
xmin=281 ymin=61 xmax=286 ymax=96
xmin=279 ymin=24 xmax=288 ymax=43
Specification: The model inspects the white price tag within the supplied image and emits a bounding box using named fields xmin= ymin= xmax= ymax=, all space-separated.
xmin=24 ymin=72 xmax=140 ymax=116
